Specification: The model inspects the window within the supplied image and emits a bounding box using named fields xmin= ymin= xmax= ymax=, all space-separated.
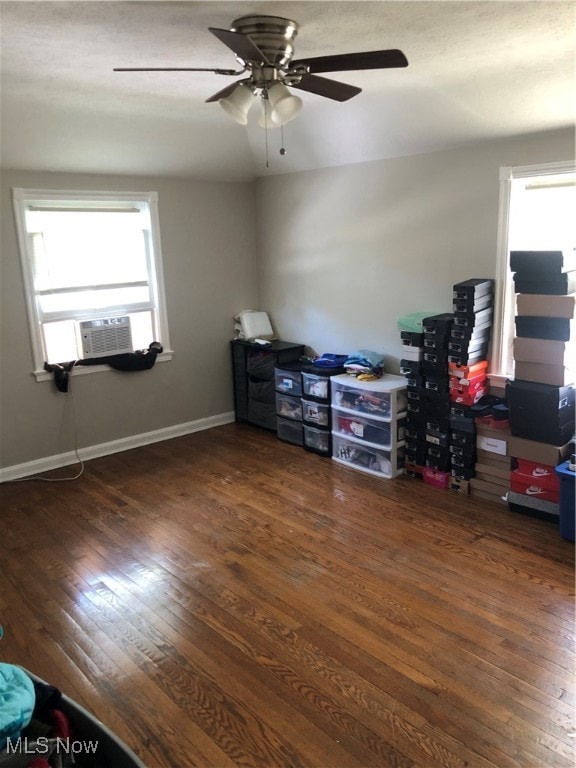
xmin=491 ymin=162 xmax=575 ymax=383
xmin=13 ymin=189 xmax=171 ymax=379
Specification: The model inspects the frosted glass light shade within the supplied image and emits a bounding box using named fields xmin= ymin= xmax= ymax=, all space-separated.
xmin=267 ymin=82 xmax=303 ymax=125
xmin=258 ymin=99 xmax=281 ymax=129
xmin=219 ymin=84 xmax=254 ymax=125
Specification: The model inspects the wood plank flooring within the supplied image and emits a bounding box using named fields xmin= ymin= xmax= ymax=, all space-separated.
xmin=1 ymin=423 xmax=574 ymax=768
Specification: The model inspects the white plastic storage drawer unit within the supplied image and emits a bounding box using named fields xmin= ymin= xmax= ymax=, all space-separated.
xmin=330 ymin=373 xmax=407 ymax=479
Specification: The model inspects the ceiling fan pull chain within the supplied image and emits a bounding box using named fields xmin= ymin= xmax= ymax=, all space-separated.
xmin=279 ymin=125 xmax=287 ymax=157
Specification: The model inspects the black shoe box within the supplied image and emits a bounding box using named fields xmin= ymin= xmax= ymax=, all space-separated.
xmin=453 ymin=294 xmax=493 ymax=315
xmin=451 ymin=322 xmax=492 ymax=341
xmin=450 ymin=403 xmax=474 ymax=419
xmin=513 ymin=271 xmax=576 ymax=295
xmin=449 ymin=414 xmax=476 ymax=433
xmin=450 ymin=443 xmax=477 ymax=461
xmin=422 ymin=360 xmax=449 ymax=378
xmin=407 ymin=386 xmax=427 ymax=404
xmin=407 ymin=400 xmax=427 ymax=416
xmin=447 ymin=346 xmax=490 ymax=366
xmin=426 ymin=414 xmax=450 ymax=433
xmin=510 ymin=249 xmax=576 ymax=275
xmin=423 ymin=333 xmax=449 ymax=350
xmin=400 ymin=359 xmax=422 ymax=376
xmin=453 ymin=306 xmax=493 ymax=328
xmin=425 ymin=376 xmax=450 ymax=394
xmin=405 ymin=442 xmax=428 ymax=465
xmin=406 ymin=374 xmax=426 ymax=389
xmin=400 ymin=331 xmax=424 ymax=346
xmin=515 ymin=316 xmax=575 ymax=342
xmin=426 ymin=429 xmax=450 ymax=448
xmin=404 ymin=413 xmax=426 ymax=442
xmin=450 ymin=464 xmax=476 ymax=480
xmin=423 ymin=349 xmax=450 ymax=366
xmin=426 ymin=454 xmax=451 ymax=472
xmin=453 ymin=278 xmax=494 ymax=301
xmin=450 ymin=429 xmax=476 ymax=449
xmin=506 ymin=380 xmax=575 ymax=444
xmin=422 ymin=313 xmax=455 ymax=335
xmin=448 ymin=335 xmax=490 ymax=355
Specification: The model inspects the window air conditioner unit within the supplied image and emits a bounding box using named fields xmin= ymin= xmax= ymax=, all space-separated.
xmin=75 ymin=316 xmax=133 ymax=359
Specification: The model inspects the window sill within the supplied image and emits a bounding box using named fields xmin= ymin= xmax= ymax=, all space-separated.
xmin=33 ymin=350 xmax=174 ymax=382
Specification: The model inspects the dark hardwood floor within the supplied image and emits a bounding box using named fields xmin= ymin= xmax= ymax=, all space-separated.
xmin=1 ymin=423 xmax=574 ymax=768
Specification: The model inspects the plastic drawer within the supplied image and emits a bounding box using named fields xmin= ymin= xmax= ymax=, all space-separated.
xmin=332 ymin=380 xmax=392 ymax=419
xmin=246 ymin=351 xmax=275 ymax=380
xmin=277 ymin=416 xmax=303 ymax=446
xmin=301 ymin=398 xmax=330 ymax=427
xmin=303 ymin=425 xmax=331 ymax=455
xmin=275 ymin=368 xmax=302 ymax=396
xmin=301 ymin=372 xmax=330 ymax=401
xmin=248 ymin=400 xmax=276 ymax=430
xmin=248 ymin=376 xmax=275 ymax=403
xmin=275 ymin=393 xmax=303 ymax=421
xmin=332 ymin=435 xmax=403 ymax=478
xmin=332 ymin=410 xmax=391 ymax=447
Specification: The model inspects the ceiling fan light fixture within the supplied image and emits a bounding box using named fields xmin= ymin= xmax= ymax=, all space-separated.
xmin=258 ymin=98 xmax=282 ymax=129
xmin=267 ymin=82 xmax=303 ymax=125
xmin=219 ymin=83 xmax=255 ymax=124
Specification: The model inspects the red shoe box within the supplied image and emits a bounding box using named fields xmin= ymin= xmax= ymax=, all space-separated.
xmin=510 ymin=466 xmax=560 ymax=502
xmin=450 ymin=384 xmax=489 ymax=406
xmin=448 ymin=360 xmax=488 ymax=381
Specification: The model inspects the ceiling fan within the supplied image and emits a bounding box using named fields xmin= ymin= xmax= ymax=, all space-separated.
xmin=114 ymin=15 xmax=408 ymax=128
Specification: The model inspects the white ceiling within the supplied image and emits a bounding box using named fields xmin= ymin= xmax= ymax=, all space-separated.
xmin=1 ymin=1 xmax=574 ymax=182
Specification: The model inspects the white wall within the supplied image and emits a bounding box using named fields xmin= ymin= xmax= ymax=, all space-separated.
xmin=255 ymin=129 xmax=574 ymax=370
xmin=0 ymin=169 xmax=257 ymax=470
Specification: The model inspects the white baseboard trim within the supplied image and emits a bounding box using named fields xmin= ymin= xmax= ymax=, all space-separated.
xmin=0 ymin=411 xmax=235 ymax=483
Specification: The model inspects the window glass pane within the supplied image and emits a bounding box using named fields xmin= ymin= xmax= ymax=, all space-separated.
xmin=128 ymin=311 xmax=154 ymax=350
xmin=43 ymin=319 xmax=77 ymax=364
xmin=27 ymin=210 xmax=149 ymax=291
xmin=39 ymin=285 xmax=151 ymax=314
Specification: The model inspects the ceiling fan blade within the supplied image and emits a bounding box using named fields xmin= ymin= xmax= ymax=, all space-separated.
xmin=208 ymin=27 xmax=270 ymax=65
xmin=113 ymin=67 xmax=239 ymax=75
xmin=205 ymin=82 xmax=242 ymax=103
xmin=292 ymin=49 xmax=408 ymax=74
xmin=292 ymin=74 xmax=361 ymax=102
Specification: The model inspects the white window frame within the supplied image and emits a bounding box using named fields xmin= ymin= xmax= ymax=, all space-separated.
xmin=490 ymin=160 xmax=575 ymax=387
xmin=12 ymin=188 xmax=172 ymax=381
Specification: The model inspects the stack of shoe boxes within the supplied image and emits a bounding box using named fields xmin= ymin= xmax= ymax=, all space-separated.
xmin=506 ymin=249 xmax=576 ymax=522
xmin=421 ymin=313 xmax=455 ymax=489
xmin=448 ymin=279 xmax=494 ymax=495
xmin=401 ymin=329 xmax=427 ymax=474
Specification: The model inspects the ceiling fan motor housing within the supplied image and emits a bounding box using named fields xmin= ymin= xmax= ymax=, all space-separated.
xmin=231 ymin=16 xmax=299 ymax=68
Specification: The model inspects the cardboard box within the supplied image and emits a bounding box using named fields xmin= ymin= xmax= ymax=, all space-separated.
xmin=475 ymin=472 xmax=509 ymax=488
xmin=470 ymin=477 xmax=510 ymax=496
xmin=513 ymin=338 xmax=576 ymax=366
xmin=476 ymin=450 xmax=511 ymax=469
xmin=514 ymin=361 xmax=575 ymax=387
xmin=516 ymin=293 xmax=576 ymax=319
xmin=477 ymin=434 xmax=508 ymax=456
xmin=475 ymin=462 xmax=510 ymax=481
xmin=508 ymin=435 xmax=573 ymax=466
xmin=449 ymin=477 xmax=471 ymax=494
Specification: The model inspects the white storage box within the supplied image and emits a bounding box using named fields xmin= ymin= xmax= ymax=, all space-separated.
xmin=331 ymin=375 xmax=407 ymax=420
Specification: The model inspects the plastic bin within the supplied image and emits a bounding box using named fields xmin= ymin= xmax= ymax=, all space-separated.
xmin=274 ymin=367 xmax=302 ymax=396
xmin=275 ymin=393 xmax=302 ymax=421
xmin=332 ymin=435 xmax=402 ymax=478
xmin=301 ymin=398 xmax=330 ymax=427
xmin=556 ymin=461 xmax=575 ymax=541
xmin=277 ymin=416 xmax=303 ymax=446
xmin=303 ymin=425 xmax=331 ymax=455
xmin=301 ymin=372 xmax=330 ymax=401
